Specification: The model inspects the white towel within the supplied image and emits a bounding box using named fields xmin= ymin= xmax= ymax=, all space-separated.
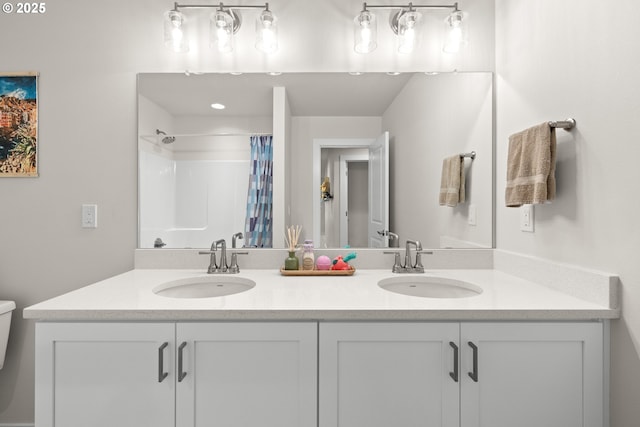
xmin=439 ymin=155 xmax=465 ymax=207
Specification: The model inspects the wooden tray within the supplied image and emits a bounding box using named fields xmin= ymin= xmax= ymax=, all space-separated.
xmin=279 ymin=267 xmax=356 ymax=276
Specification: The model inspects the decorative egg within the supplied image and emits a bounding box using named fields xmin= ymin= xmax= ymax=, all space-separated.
xmin=315 ymin=255 xmax=332 ymax=270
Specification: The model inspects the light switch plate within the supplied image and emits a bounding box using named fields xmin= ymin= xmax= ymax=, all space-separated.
xmin=82 ymin=204 xmax=98 ymax=228
xmin=520 ymin=204 xmax=534 ymax=232
xmin=468 ymin=204 xmax=477 ymax=226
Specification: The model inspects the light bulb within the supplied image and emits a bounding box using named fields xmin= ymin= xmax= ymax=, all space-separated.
xmin=211 ymin=9 xmax=234 ymax=53
xmin=163 ymin=10 xmax=189 ymax=53
xmin=256 ymin=9 xmax=278 ymax=54
xmin=354 ymin=10 xmax=377 ymax=54
xmin=397 ymin=10 xmax=421 ymax=54
xmin=443 ymin=11 xmax=467 ymax=54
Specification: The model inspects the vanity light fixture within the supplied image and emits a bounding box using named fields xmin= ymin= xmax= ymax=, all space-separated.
xmin=163 ymin=2 xmax=278 ymax=54
xmin=353 ymin=2 xmax=466 ymax=54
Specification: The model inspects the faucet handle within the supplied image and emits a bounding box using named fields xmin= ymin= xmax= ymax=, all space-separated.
xmin=199 ymin=250 xmax=218 ymax=274
xmin=414 ymin=250 xmax=433 ymax=271
xmin=383 ymin=251 xmax=403 ymax=273
xmin=228 ymin=251 xmax=249 ymax=274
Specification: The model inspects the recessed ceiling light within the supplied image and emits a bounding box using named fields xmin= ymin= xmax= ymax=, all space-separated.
xmin=267 ymin=71 xmax=282 ymax=76
xmin=229 ymin=72 xmax=243 ymax=75
xmin=386 ymin=72 xmax=401 ymax=76
xmin=211 ymin=103 xmax=226 ymax=110
xmin=349 ymin=72 xmax=364 ymax=76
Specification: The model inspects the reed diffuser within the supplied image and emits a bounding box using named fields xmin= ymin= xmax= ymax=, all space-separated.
xmin=284 ymin=225 xmax=301 ymax=270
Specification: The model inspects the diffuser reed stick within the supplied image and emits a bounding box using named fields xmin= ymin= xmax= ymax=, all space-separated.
xmin=285 ymin=225 xmax=301 ymax=252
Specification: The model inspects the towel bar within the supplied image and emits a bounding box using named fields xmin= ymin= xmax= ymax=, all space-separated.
xmin=548 ymin=118 xmax=576 ymax=130
xmin=459 ymin=151 xmax=476 ymax=160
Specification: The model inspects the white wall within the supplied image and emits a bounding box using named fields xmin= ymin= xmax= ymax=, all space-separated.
xmin=495 ymin=1 xmax=640 ymax=425
xmin=0 ymin=0 xmax=495 ymax=423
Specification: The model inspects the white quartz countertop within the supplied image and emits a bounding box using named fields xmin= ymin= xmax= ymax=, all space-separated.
xmin=23 ymin=268 xmax=619 ymax=321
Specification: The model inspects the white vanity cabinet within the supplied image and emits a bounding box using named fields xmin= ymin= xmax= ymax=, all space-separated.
xmin=319 ymin=322 xmax=461 ymax=427
xmin=35 ymin=322 xmax=317 ymax=427
xmin=35 ymin=323 xmax=176 ymax=427
xmin=319 ymin=322 xmax=605 ymax=427
xmin=460 ymin=322 xmax=604 ymax=427
xmin=175 ymin=322 xmax=317 ymax=427
xmin=35 ymin=320 xmax=605 ymax=427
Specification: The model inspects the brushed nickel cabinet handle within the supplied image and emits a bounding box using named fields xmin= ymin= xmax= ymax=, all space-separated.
xmin=158 ymin=342 xmax=169 ymax=383
xmin=178 ymin=341 xmax=187 ymax=382
xmin=449 ymin=342 xmax=459 ymax=382
xmin=468 ymin=341 xmax=478 ymax=382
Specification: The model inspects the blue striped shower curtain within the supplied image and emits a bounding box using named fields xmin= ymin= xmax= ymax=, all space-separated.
xmin=244 ymin=135 xmax=273 ymax=247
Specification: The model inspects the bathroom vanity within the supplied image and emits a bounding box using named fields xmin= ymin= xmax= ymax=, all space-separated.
xmin=25 ymin=261 xmax=618 ymax=427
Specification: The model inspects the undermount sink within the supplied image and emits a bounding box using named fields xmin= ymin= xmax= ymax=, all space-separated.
xmin=153 ymin=276 xmax=255 ymax=299
xmin=378 ymin=276 xmax=482 ymax=299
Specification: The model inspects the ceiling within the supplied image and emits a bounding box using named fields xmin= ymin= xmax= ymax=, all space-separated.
xmin=137 ymin=72 xmax=414 ymax=117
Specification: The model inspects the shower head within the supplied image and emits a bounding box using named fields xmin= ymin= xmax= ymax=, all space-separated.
xmin=156 ymin=129 xmax=176 ymax=144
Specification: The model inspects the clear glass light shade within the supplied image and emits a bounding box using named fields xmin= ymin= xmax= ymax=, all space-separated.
xmin=163 ymin=10 xmax=189 ymax=53
xmin=255 ymin=9 xmax=278 ymax=54
xmin=211 ymin=9 xmax=235 ymax=53
xmin=443 ymin=11 xmax=468 ymax=53
xmin=354 ymin=10 xmax=377 ymax=54
xmin=397 ymin=10 xmax=422 ymax=54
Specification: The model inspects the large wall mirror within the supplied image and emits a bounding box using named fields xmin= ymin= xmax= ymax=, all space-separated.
xmin=138 ymin=72 xmax=493 ymax=250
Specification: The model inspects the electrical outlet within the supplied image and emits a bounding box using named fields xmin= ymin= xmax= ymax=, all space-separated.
xmin=82 ymin=204 xmax=98 ymax=228
xmin=520 ymin=204 xmax=534 ymax=232
xmin=468 ymin=204 xmax=477 ymax=226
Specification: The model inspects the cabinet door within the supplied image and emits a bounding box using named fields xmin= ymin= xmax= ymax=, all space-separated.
xmin=176 ymin=322 xmax=317 ymax=427
xmin=319 ymin=322 xmax=460 ymax=427
xmin=35 ymin=322 xmax=175 ymax=427
xmin=461 ymin=322 xmax=604 ymax=427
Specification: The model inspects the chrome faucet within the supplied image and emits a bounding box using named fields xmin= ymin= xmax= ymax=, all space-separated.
xmin=384 ymin=239 xmax=433 ymax=273
xmin=199 ymin=239 xmax=248 ymax=274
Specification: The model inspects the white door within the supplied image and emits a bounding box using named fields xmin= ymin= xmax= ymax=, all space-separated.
xmin=460 ymin=322 xmax=604 ymax=427
xmin=368 ymin=131 xmax=390 ymax=247
xmin=319 ymin=322 xmax=460 ymax=427
xmin=35 ymin=323 xmax=175 ymax=427
xmin=176 ymin=322 xmax=317 ymax=427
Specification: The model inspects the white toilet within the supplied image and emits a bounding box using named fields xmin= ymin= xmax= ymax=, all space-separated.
xmin=0 ymin=300 xmax=16 ymax=370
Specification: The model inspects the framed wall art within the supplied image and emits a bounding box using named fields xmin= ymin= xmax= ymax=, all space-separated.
xmin=0 ymin=72 xmax=38 ymax=177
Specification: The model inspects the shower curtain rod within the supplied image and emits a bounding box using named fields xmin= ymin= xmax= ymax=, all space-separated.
xmin=145 ymin=132 xmax=272 ymax=138
xmin=140 ymin=132 xmax=272 ymax=144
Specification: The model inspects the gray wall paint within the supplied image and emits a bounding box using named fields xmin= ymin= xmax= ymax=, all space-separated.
xmin=495 ymin=1 xmax=640 ymax=425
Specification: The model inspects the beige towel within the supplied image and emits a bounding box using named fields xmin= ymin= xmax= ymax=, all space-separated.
xmin=439 ymin=155 xmax=465 ymax=207
xmin=505 ymin=122 xmax=556 ymax=207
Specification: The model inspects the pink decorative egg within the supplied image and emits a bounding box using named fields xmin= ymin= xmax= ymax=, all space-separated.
xmin=316 ymin=255 xmax=332 ymax=270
